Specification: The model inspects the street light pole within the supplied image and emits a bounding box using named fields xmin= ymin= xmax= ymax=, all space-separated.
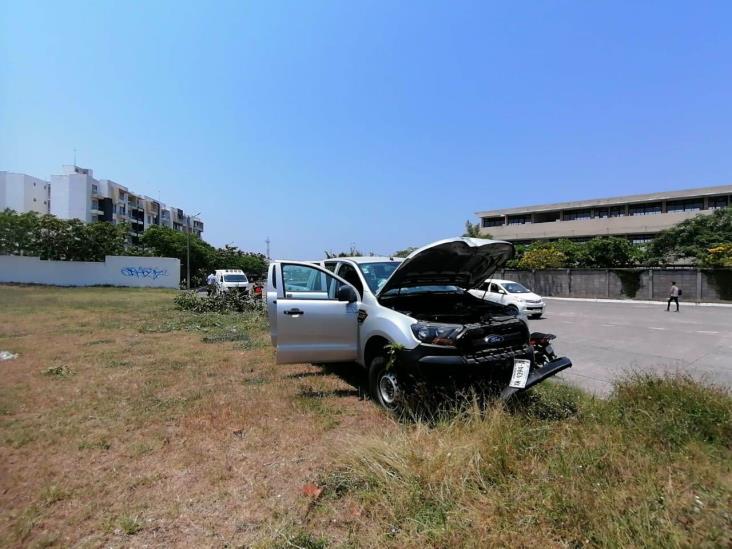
xmin=186 ymin=211 xmax=201 ymax=290
xmin=186 ymin=222 xmax=191 ymax=290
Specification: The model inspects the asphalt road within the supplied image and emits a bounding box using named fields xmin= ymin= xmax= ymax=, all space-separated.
xmin=531 ymin=299 xmax=732 ymax=395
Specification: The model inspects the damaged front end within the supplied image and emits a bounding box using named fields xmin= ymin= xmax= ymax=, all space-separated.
xmin=394 ymin=314 xmax=572 ymax=399
xmin=377 ymin=237 xmax=572 ymax=399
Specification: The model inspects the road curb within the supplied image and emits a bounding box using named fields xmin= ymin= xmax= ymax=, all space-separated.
xmin=544 ymin=297 xmax=732 ymax=308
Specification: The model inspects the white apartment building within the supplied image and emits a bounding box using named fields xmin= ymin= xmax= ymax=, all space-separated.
xmin=0 ymin=172 xmax=51 ymax=214
xmin=49 ymin=164 xmax=203 ymax=240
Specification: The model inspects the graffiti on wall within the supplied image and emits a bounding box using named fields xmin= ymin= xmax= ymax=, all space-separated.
xmin=120 ymin=266 xmax=169 ymax=280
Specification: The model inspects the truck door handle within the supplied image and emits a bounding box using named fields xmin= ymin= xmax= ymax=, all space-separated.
xmin=284 ymin=308 xmax=304 ymax=316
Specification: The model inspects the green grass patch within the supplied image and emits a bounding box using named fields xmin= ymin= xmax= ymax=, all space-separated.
xmin=118 ymin=515 xmax=143 ymax=535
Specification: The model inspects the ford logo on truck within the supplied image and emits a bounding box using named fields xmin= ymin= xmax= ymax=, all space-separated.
xmin=484 ymin=335 xmax=504 ymax=345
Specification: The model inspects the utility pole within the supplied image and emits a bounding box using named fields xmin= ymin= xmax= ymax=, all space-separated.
xmin=186 ymin=211 xmax=201 ymax=290
xmin=265 ymin=236 xmax=270 ymax=260
xmin=186 ymin=216 xmax=191 ymax=290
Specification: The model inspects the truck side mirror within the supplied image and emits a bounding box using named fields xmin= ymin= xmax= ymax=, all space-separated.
xmin=337 ymin=285 xmax=358 ymax=303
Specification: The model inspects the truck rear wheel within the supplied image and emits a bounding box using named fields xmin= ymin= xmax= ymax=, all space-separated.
xmin=368 ymin=355 xmax=404 ymax=414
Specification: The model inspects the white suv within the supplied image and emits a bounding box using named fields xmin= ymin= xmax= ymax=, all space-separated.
xmin=265 ymin=237 xmax=571 ymax=412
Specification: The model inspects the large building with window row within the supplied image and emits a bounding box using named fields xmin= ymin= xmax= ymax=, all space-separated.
xmin=475 ymin=184 xmax=732 ymax=245
xmin=50 ymin=165 xmax=204 ymax=241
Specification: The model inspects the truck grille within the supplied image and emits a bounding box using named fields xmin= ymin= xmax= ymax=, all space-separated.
xmin=460 ymin=320 xmax=528 ymax=352
xmin=464 ymin=344 xmax=532 ymax=365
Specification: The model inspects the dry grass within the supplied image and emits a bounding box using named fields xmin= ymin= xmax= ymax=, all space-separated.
xmin=0 ymin=286 xmax=393 ymax=547
xmin=0 ymin=286 xmax=729 ymax=548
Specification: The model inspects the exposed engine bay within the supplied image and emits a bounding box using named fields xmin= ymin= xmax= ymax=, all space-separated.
xmin=378 ymin=289 xmax=511 ymax=324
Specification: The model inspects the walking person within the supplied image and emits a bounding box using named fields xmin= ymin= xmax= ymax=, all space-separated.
xmin=206 ymin=272 xmax=217 ymax=296
xmin=666 ymin=281 xmax=680 ymax=312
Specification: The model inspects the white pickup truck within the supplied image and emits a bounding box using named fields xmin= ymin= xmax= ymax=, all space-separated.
xmin=265 ymin=237 xmax=571 ymax=412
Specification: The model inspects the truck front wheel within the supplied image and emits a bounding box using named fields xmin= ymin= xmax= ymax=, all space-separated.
xmin=368 ymin=355 xmax=404 ymax=414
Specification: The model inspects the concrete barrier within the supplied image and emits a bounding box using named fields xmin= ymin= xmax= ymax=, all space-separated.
xmin=500 ymin=268 xmax=732 ymax=303
xmin=0 ymin=255 xmax=180 ymax=288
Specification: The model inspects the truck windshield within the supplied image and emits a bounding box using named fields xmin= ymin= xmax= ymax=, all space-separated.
xmin=357 ymin=262 xmax=401 ymax=293
xmin=224 ymin=274 xmax=248 ymax=282
xmin=504 ymin=282 xmax=530 ymax=293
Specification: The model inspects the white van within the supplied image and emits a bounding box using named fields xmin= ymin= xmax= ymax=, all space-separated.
xmin=214 ymin=269 xmax=252 ymax=295
xmin=469 ymin=279 xmax=545 ymax=319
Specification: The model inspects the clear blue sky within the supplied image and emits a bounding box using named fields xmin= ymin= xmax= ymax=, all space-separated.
xmin=2 ymin=1 xmax=731 ymax=259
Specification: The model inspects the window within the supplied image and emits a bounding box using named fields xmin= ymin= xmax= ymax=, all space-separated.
xmin=324 ymin=261 xmax=338 ymax=272
xmin=708 ymin=196 xmax=729 ymax=210
xmin=507 ymin=215 xmax=531 ymax=225
xmin=667 ymin=199 xmax=703 ymax=213
xmin=504 ymin=282 xmax=530 ymax=293
xmin=490 ymin=283 xmax=502 ymax=293
xmin=563 ymin=209 xmax=592 ymax=221
xmin=33 ymin=198 xmax=37 ymax=202
xmin=482 ymin=217 xmax=504 ymax=227
xmin=92 ymin=184 xmax=98 ymax=194
xmin=629 ymin=235 xmax=653 ymax=245
xmin=282 ymin=264 xmax=340 ymax=299
xmin=628 ymin=202 xmax=662 ymax=216
xmin=596 ymin=206 xmax=625 ymax=218
xmin=224 ymin=274 xmax=248 ymax=282
xmin=336 ymin=263 xmax=364 ymax=298
xmin=358 ymin=261 xmax=400 ymax=293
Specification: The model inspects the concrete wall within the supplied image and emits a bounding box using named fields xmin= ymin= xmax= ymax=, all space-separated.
xmin=0 ymin=255 xmax=180 ymax=288
xmin=501 ymin=268 xmax=732 ymax=302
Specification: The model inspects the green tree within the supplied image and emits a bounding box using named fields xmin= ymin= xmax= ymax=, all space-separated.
xmin=582 ymin=237 xmax=639 ymax=268
xmin=324 ymin=244 xmax=363 ymax=258
xmin=213 ymin=244 xmax=267 ymax=276
xmin=463 ymin=220 xmax=484 ymax=238
xmin=393 ymin=246 xmax=417 ymax=258
xmin=517 ymin=247 xmax=567 ymax=269
xmin=140 ymin=225 xmax=216 ymax=285
xmin=702 ymin=243 xmax=732 ymax=267
xmin=647 ymin=207 xmax=732 ymax=265
xmin=83 ymin=221 xmax=129 ymax=261
xmin=0 ymin=210 xmax=41 ymax=255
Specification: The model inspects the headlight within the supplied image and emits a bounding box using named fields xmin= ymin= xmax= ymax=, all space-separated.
xmin=411 ymin=322 xmax=463 ymax=346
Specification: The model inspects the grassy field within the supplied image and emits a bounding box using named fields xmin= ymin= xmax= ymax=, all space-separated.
xmin=0 ymin=286 xmax=730 ymax=548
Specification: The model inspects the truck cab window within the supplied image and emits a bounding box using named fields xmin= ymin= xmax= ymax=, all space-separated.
xmin=336 ymin=263 xmax=364 ymax=298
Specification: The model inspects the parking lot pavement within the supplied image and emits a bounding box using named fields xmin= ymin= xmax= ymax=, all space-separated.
xmin=531 ymin=299 xmax=732 ymax=396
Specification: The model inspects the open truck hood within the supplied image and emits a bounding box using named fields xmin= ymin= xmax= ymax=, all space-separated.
xmin=378 ymin=237 xmax=514 ymax=296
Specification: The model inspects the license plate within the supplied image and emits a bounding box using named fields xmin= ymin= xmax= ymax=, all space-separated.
xmin=509 ymin=359 xmax=531 ymax=389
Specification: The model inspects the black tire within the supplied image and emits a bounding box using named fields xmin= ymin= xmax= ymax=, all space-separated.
xmin=507 ymin=305 xmax=520 ymax=316
xmin=368 ymin=355 xmax=404 ymax=414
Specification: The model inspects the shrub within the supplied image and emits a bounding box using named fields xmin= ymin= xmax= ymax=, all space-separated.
xmin=174 ymin=290 xmax=262 ymax=314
